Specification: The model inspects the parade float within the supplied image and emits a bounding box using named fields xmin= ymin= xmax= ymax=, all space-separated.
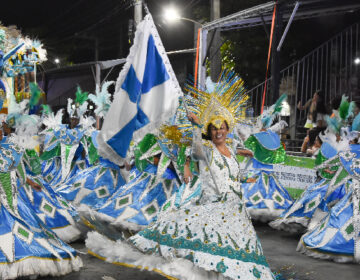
xmin=0 ymin=24 xmax=47 ymax=114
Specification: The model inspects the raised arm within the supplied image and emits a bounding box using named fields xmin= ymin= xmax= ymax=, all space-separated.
xmin=297 ymin=99 xmax=312 ymax=111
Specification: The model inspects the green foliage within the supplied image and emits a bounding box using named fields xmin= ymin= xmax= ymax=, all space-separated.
xmin=206 ymin=39 xmax=236 ymax=76
xmin=220 ymin=40 xmax=236 ymax=70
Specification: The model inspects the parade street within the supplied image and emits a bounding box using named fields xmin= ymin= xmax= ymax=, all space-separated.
xmin=48 ymin=223 xmax=360 ymax=280
xmin=2 ymin=1 xmax=360 ymax=280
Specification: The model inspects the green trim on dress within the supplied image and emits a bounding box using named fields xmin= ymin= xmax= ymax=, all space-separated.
xmin=245 ymin=135 xmax=286 ymax=164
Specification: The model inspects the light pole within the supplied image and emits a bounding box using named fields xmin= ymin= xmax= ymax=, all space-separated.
xmin=210 ymin=0 xmax=221 ymax=81
xmin=163 ymin=7 xmax=203 ymax=84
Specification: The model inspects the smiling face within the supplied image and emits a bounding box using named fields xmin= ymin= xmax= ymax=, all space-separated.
xmin=209 ymin=121 xmax=229 ymax=146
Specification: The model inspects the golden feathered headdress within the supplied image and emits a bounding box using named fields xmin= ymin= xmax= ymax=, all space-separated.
xmin=183 ymin=71 xmax=249 ymax=135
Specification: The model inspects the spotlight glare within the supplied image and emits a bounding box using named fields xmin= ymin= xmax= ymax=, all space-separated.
xmin=163 ymin=7 xmax=181 ymax=23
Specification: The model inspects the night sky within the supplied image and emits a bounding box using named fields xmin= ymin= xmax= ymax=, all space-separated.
xmin=1 ymin=0 xmax=360 ymax=87
xmin=0 ymin=0 xmax=206 ymax=67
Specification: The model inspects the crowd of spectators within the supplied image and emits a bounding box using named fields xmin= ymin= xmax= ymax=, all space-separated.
xmin=298 ymin=92 xmax=360 ymax=157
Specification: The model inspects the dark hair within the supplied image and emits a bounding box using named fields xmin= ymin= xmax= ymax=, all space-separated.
xmin=202 ymin=121 xmax=229 ymax=140
xmin=312 ymin=92 xmax=328 ymax=122
xmin=308 ymin=127 xmax=325 ymax=146
xmin=331 ymin=96 xmax=342 ymax=111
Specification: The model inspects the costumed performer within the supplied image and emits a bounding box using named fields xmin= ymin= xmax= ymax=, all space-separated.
xmin=86 ymin=72 xmax=275 ymax=280
xmin=235 ymin=94 xmax=293 ymax=222
xmin=270 ymin=96 xmax=354 ymax=233
xmin=0 ymin=98 xmax=82 ymax=279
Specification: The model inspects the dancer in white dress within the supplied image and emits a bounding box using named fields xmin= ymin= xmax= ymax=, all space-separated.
xmin=87 ymin=72 xmax=275 ymax=280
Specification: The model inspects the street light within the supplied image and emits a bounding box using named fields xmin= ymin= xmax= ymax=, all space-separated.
xmin=163 ymin=7 xmax=180 ymax=23
xmin=163 ymin=6 xmax=202 ymax=26
xmin=54 ymin=58 xmax=60 ymax=68
xmin=163 ymin=6 xmax=203 ymax=87
xmin=355 ymin=57 xmax=360 ymax=65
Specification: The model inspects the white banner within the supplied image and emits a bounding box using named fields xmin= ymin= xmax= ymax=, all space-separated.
xmin=272 ymin=164 xmax=317 ymax=189
xmin=239 ymin=159 xmax=317 ymax=190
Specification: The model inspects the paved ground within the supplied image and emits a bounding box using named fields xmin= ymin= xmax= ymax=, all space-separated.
xmin=45 ymin=223 xmax=360 ymax=280
xmin=256 ymin=222 xmax=360 ymax=280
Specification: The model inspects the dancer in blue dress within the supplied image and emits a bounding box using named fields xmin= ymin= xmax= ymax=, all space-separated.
xmin=6 ymin=92 xmax=82 ymax=243
xmin=298 ymin=144 xmax=360 ymax=262
xmin=85 ymin=132 xmax=183 ymax=231
xmin=270 ymin=96 xmax=355 ymax=233
xmin=56 ymin=83 xmax=128 ymax=210
xmin=236 ymin=95 xmax=293 ymax=222
xmin=0 ymin=119 xmax=82 ymax=279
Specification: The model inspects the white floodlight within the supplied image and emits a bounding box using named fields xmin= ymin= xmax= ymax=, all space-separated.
xmin=163 ymin=7 xmax=181 ymax=23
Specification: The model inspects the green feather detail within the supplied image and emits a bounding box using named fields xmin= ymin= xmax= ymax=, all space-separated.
xmin=273 ymin=94 xmax=287 ymax=113
xmin=41 ymin=104 xmax=52 ymax=115
xmin=339 ymin=95 xmax=350 ymax=120
xmin=29 ymin=83 xmax=42 ymax=108
xmin=75 ymin=86 xmax=88 ymax=105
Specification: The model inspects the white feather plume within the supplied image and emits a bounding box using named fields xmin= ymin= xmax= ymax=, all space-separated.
xmin=42 ymin=109 xmax=64 ymax=130
xmin=9 ymin=121 xmax=40 ymax=150
xmin=88 ymin=81 xmax=114 ymax=118
xmin=18 ymin=114 xmax=40 ymax=128
xmin=54 ymin=109 xmax=64 ymax=127
xmin=269 ymin=120 xmax=288 ymax=133
xmin=9 ymin=134 xmax=39 ymax=150
xmin=67 ymin=98 xmax=74 ymax=117
xmin=79 ymin=115 xmax=96 ymax=131
xmin=340 ymin=126 xmax=359 ymax=145
xmin=8 ymin=94 xmax=28 ymax=115
xmin=17 ymin=37 xmax=47 ymax=62
xmin=77 ymin=101 xmax=88 ymax=116
xmin=319 ymin=128 xmax=350 ymax=152
xmin=31 ymin=39 xmax=47 ymax=62
xmin=234 ymin=123 xmax=257 ymax=141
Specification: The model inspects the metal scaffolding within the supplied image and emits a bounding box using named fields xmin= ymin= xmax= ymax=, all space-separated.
xmin=197 ymin=0 xmax=360 ymax=88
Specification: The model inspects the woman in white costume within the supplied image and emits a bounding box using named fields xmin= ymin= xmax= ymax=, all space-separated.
xmin=86 ymin=72 xmax=275 ymax=280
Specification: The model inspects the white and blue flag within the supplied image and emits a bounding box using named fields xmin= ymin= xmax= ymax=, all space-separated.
xmin=97 ymin=14 xmax=181 ymax=164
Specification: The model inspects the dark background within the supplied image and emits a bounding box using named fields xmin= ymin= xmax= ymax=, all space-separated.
xmin=1 ymin=0 xmax=360 ymax=90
